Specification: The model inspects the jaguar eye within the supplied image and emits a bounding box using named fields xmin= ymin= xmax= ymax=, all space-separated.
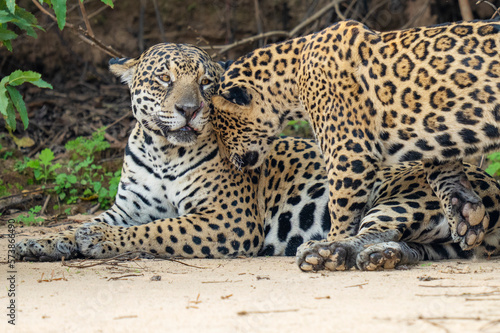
xmin=200 ymin=78 xmax=211 ymax=86
xmin=158 ymin=74 xmax=171 ymax=83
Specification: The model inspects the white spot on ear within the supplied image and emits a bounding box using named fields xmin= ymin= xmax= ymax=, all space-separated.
xmin=109 ymin=58 xmax=140 ymax=87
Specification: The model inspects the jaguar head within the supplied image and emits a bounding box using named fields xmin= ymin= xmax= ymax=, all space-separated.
xmin=212 ymin=83 xmax=282 ymax=170
xmin=110 ymin=43 xmax=223 ymax=146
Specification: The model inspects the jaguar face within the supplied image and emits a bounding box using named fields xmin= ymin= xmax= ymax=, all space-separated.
xmin=110 ymin=43 xmax=223 ymax=146
xmin=212 ymin=84 xmax=281 ymax=170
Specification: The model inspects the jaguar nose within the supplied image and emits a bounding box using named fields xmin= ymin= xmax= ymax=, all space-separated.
xmin=175 ymin=103 xmax=201 ymax=120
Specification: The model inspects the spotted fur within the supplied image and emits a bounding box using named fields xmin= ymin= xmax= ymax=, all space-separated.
xmin=212 ymin=20 xmax=500 ymax=270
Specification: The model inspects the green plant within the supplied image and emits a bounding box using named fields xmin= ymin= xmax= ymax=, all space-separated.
xmin=281 ymin=120 xmax=313 ymax=138
xmin=1 ymin=0 xmax=113 ymax=139
xmin=14 ymin=156 xmax=30 ymax=172
xmin=486 ymin=152 xmax=500 ymax=177
xmin=16 ymin=205 xmax=44 ymax=225
xmin=26 ymin=148 xmax=61 ymax=183
xmin=54 ymin=172 xmax=78 ymax=203
xmin=0 ymin=179 xmax=11 ymax=197
xmin=0 ymin=2 xmax=52 ymax=134
xmin=65 ymin=130 xmax=110 ymax=160
xmin=0 ymin=142 xmax=13 ymax=159
xmin=19 ymin=131 xmax=121 ymax=209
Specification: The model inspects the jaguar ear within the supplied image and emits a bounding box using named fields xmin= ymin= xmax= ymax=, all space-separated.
xmin=109 ymin=57 xmax=140 ymax=86
xmin=212 ymin=94 xmax=252 ymax=114
xmin=217 ymin=60 xmax=234 ymax=71
xmin=219 ymin=86 xmax=252 ymax=106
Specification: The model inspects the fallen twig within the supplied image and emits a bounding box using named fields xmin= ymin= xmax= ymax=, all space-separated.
xmin=420 ymin=319 xmax=450 ymax=333
xmin=108 ymin=273 xmax=144 ymax=281
xmin=344 ymin=282 xmax=368 ymax=288
xmin=114 ymin=315 xmax=138 ymax=320
xmin=37 ymin=270 xmax=68 ymax=283
xmin=237 ymin=309 xmax=299 ymax=316
xmin=416 ymin=290 xmax=500 ymax=297
xmin=202 ymin=279 xmax=242 ymax=284
xmin=419 ymin=315 xmax=483 ymax=321
xmin=61 ymin=251 xmax=207 ymax=269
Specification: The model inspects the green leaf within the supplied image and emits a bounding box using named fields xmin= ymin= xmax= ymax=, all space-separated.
xmin=49 ymin=162 xmax=61 ymax=172
xmin=0 ymin=11 xmax=13 ymax=24
xmin=31 ymin=78 xmax=52 ymax=89
xmin=14 ymin=5 xmax=39 ymax=26
xmin=51 ymin=0 xmax=66 ymax=30
xmin=30 ymin=205 xmax=42 ymax=213
xmin=2 ymin=39 xmax=12 ymax=51
xmin=5 ymin=101 xmax=16 ymax=130
xmin=33 ymin=169 xmax=42 ymax=180
xmin=68 ymin=174 xmax=77 ymax=184
xmin=99 ymin=0 xmax=114 ymax=8
xmin=487 ymin=152 xmax=500 ymax=162
xmin=6 ymin=86 xmax=28 ymax=129
xmin=5 ymin=0 xmax=15 ymax=14
xmin=26 ymin=159 xmax=40 ymax=169
xmin=0 ymin=85 xmax=8 ymax=116
xmin=0 ymin=26 xmax=17 ymax=40
xmin=38 ymin=148 xmax=55 ymax=165
xmin=485 ymin=162 xmax=500 ymax=176
xmin=11 ymin=5 xmax=43 ymax=38
xmin=11 ymin=19 xmax=37 ymax=38
xmin=7 ymin=70 xmax=41 ymax=86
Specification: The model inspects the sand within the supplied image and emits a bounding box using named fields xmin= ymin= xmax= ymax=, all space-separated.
xmin=1 ymin=222 xmax=500 ymax=333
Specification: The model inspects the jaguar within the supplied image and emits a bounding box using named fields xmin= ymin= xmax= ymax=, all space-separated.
xmin=15 ymin=43 xmax=331 ymax=261
xmin=16 ymin=42 xmax=500 ymax=271
xmin=211 ymin=20 xmax=500 ymax=270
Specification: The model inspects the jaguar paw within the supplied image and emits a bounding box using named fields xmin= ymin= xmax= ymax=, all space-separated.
xmin=296 ymin=240 xmax=353 ymax=272
xmin=356 ymin=242 xmax=402 ymax=271
xmin=15 ymin=233 xmax=78 ymax=261
xmin=450 ymin=191 xmax=488 ymax=250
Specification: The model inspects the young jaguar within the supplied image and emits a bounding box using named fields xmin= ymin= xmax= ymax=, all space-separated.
xmin=212 ymin=20 xmax=500 ymax=270
xmin=15 ymin=43 xmax=500 ymax=271
xmin=15 ymin=43 xmax=331 ymax=261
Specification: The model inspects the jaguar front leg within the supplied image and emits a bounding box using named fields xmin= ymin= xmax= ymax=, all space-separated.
xmin=75 ymin=213 xmax=264 ymax=259
xmin=424 ymin=160 xmax=488 ymax=250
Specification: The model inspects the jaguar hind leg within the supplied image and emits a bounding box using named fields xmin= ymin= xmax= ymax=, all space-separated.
xmin=425 ymin=160 xmax=488 ymax=250
xmin=356 ymin=242 xmax=475 ymax=271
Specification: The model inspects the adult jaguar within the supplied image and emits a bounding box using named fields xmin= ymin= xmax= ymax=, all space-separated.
xmin=15 ymin=43 xmax=331 ymax=261
xmin=15 ymin=42 xmax=500 ymax=271
xmin=211 ymin=20 xmax=500 ymax=270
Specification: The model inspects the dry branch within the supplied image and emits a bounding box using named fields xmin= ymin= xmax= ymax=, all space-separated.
xmin=202 ymin=0 xmax=345 ymax=56
xmin=78 ymin=1 xmax=95 ymax=38
xmin=476 ymin=0 xmax=500 ymax=19
xmin=31 ymin=0 xmax=126 ymax=58
xmin=459 ymin=0 xmax=474 ymax=20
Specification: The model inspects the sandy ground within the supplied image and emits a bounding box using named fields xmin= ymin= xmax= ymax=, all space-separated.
xmin=1 ymin=222 xmax=500 ymax=333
